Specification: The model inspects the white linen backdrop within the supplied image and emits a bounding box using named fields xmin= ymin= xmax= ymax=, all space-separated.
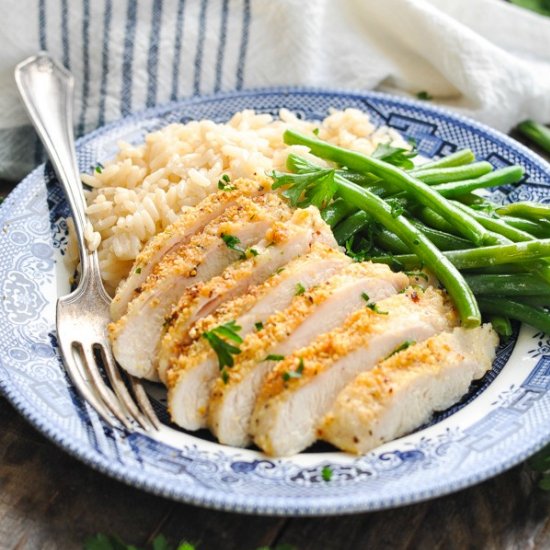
xmin=0 ymin=0 xmax=548 ymax=181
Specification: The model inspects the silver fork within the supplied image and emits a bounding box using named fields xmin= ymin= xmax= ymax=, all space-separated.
xmin=15 ymin=52 xmax=160 ymax=431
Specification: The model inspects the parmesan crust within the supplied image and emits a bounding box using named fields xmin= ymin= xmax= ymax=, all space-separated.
xmin=110 ymin=177 xmax=269 ymax=320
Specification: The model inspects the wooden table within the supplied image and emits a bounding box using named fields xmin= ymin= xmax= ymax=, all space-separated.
xmin=1 ymin=134 xmax=550 ymax=550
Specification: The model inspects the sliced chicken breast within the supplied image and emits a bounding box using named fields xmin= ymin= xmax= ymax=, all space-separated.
xmin=157 ymin=208 xmax=339 ymax=383
xmin=110 ymin=177 xmax=268 ymax=320
xmin=166 ymin=243 xmax=350 ymax=430
xmin=109 ymin=193 xmax=290 ymax=380
xmin=250 ymin=287 xmax=457 ymax=456
xmin=318 ymin=324 xmax=498 ymax=454
xmin=208 ymin=263 xmax=410 ymax=447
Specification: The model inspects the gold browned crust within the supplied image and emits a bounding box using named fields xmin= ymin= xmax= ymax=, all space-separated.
xmin=318 ymin=324 xmax=497 ymax=453
xmin=319 ymin=338 xmax=456 ymax=446
xmin=256 ymin=287 xmax=456 ymax=404
xmin=160 ymin=208 xmax=313 ymax=348
xmin=128 ymin=177 xmax=271 ymax=271
xmin=164 ymin=242 xmax=348 ymax=389
xmin=108 ymin=193 xmax=287 ymax=350
xmin=111 ymin=177 xmax=271 ymax=316
xmin=207 ymin=262 xmax=410 ymax=405
xmin=139 ymin=193 xmax=289 ymax=294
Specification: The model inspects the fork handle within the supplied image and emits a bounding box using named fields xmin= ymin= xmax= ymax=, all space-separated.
xmin=15 ymin=52 xmax=91 ymax=273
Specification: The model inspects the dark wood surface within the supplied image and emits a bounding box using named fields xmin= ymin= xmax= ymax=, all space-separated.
xmin=1 ymin=134 xmax=550 ymax=550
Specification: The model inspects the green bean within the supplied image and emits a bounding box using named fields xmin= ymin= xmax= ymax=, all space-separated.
xmin=488 ymin=315 xmax=513 ymax=339
xmin=452 ymin=202 xmax=533 ymax=242
xmin=496 ymin=202 xmax=550 ymax=221
xmin=454 ymin=202 xmax=550 ymax=283
xmin=416 ymin=205 xmax=508 ymax=245
xmin=371 ymin=239 xmax=550 ymax=270
xmin=517 ymin=120 xmax=550 ymax=154
xmin=292 ymin=154 xmax=481 ymax=324
xmin=374 ymin=229 xmax=410 ymax=254
xmin=345 ymin=163 xmax=492 ymax=193
xmin=409 ymin=149 xmax=475 ymax=171
xmin=478 ymin=297 xmax=550 ymax=334
xmin=374 ymin=220 xmax=472 ymax=254
xmin=464 ymin=274 xmax=550 ymax=296
xmin=501 ymin=216 xmax=550 ymax=238
xmin=321 ymin=198 xmax=356 ymax=227
xmin=333 ymin=210 xmax=371 ymax=245
xmin=408 ymin=219 xmax=472 ymax=250
xmin=409 ymin=161 xmax=493 ymax=185
xmin=432 ymin=166 xmax=524 ymax=199
xmin=283 ymin=130 xmax=499 ymax=246
xmin=456 ymin=193 xmax=493 ymax=207
xmin=332 ymin=175 xmax=480 ymax=327
xmin=416 ymin=206 xmax=459 ymax=234
xmin=464 ymin=264 xmax=532 ymax=275
xmin=515 ymin=297 xmax=550 ymax=308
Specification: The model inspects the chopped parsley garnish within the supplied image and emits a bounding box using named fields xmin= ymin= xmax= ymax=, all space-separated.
xmin=221 ymin=233 xmax=246 ymax=259
xmin=270 ymin=168 xmax=337 ymax=209
xmin=372 ymin=142 xmax=418 ymax=170
xmin=94 ymin=162 xmax=104 ymax=174
xmin=404 ymin=270 xmax=429 ymax=281
xmin=321 ymin=465 xmax=333 ymax=482
xmin=265 ymin=354 xmax=285 ymax=361
xmin=366 ymin=302 xmax=388 ymax=315
xmin=416 ymin=90 xmax=433 ymax=101
xmin=275 ymin=267 xmax=285 ymax=274
xmin=247 ymin=247 xmax=259 ymax=257
xmin=386 ymin=340 xmax=416 ymax=359
xmin=362 ymin=292 xmax=388 ymax=314
xmin=221 ymin=368 xmax=230 ymax=384
xmin=344 ymin=237 xmax=370 ymax=263
xmin=135 ymin=266 xmax=142 ymax=274
xmin=386 ymin=197 xmax=406 ymax=218
xmin=202 ymin=320 xmax=243 ymax=370
xmin=295 ymin=282 xmax=306 ymax=296
xmin=282 ymin=358 xmax=304 ymax=381
xmin=313 ymin=128 xmax=320 ymax=136
xmin=255 ymin=321 xmax=264 ymax=331
xmin=217 ymin=173 xmax=235 ymax=191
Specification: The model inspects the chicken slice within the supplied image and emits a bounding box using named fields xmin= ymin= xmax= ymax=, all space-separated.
xmin=157 ymin=208 xmax=339 ymax=382
xmin=250 ymin=287 xmax=457 ymax=456
xmin=109 ymin=193 xmax=291 ymax=380
xmin=166 ymin=243 xmax=350 ymax=430
xmin=318 ymin=324 xmax=498 ymax=454
xmin=207 ymin=262 xmax=410 ymax=447
xmin=110 ymin=177 xmax=268 ymax=321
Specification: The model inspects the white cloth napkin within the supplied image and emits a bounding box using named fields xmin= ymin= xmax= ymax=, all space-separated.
xmin=1 ymin=0 xmax=549 ymax=181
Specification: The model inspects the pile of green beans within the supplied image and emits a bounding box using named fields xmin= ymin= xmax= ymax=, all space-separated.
xmin=279 ymin=130 xmax=550 ymax=335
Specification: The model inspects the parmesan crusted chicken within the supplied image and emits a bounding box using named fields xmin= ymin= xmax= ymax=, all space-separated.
xmin=250 ymin=287 xmax=458 ymax=456
xmin=110 ymin=178 xmax=268 ymax=321
xmin=166 ymin=243 xmax=350 ymax=430
xmin=207 ymin=263 xmax=410 ymax=447
xmin=156 ymin=207 xmax=338 ymax=383
xmin=109 ymin=193 xmax=290 ymax=380
xmin=318 ymin=324 xmax=498 ymax=454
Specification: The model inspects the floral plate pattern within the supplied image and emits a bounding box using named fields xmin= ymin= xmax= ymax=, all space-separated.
xmin=1 ymin=88 xmax=550 ymax=516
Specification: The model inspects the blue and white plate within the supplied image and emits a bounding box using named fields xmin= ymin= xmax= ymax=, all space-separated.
xmin=1 ymin=89 xmax=550 ymax=516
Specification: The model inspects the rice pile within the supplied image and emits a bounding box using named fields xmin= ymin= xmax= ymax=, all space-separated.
xmin=73 ymin=108 xmax=407 ymax=294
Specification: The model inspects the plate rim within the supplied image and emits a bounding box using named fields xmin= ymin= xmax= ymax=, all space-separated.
xmin=1 ymin=86 xmax=550 ymax=516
